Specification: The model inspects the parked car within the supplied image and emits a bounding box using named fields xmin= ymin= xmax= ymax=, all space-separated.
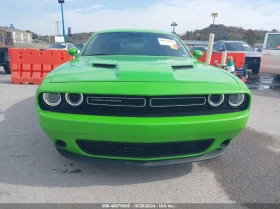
xmin=189 ymin=46 xmax=208 ymax=53
xmin=45 ymin=42 xmax=80 ymax=54
xmin=213 ymin=40 xmax=261 ymax=74
xmin=260 ymin=33 xmax=280 ymax=76
xmin=36 ymin=29 xmax=251 ymax=166
xmin=0 ymin=29 xmax=14 ymax=74
xmin=74 ymin=43 xmax=85 ymax=51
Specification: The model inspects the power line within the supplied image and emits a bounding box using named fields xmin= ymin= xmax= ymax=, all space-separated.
xmin=55 ymin=21 xmax=61 ymax=36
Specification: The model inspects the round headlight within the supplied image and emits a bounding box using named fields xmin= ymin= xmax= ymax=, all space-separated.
xmin=65 ymin=93 xmax=84 ymax=106
xmin=228 ymin=94 xmax=245 ymax=107
xmin=42 ymin=93 xmax=61 ymax=106
xmin=208 ymin=94 xmax=224 ymax=107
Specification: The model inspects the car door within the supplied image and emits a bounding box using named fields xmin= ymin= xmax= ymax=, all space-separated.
xmin=260 ymin=33 xmax=280 ymax=75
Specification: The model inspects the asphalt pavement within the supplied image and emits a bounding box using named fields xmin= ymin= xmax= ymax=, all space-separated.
xmin=0 ymin=67 xmax=279 ymax=204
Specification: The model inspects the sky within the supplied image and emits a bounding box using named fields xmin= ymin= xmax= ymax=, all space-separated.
xmin=2 ymin=0 xmax=280 ymax=36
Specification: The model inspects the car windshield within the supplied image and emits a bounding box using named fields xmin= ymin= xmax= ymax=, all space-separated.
xmin=225 ymin=42 xmax=253 ymax=51
xmin=46 ymin=43 xmax=67 ymax=49
xmin=82 ymin=32 xmax=192 ymax=58
xmin=74 ymin=43 xmax=85 ymax=50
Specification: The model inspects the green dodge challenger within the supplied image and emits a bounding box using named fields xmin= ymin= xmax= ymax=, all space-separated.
xmin=36 ymin=29 xmax=251 ymax=166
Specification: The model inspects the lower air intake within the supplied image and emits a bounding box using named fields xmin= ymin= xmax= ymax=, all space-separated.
xmin=76 ymin=139 xmax=214 ymax=158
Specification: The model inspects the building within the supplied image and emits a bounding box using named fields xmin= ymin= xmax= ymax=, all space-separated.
xmin=0 ymin=26 xmax=32 ymax=44
xmin=182 ymin=40 xmax=208 ymax=47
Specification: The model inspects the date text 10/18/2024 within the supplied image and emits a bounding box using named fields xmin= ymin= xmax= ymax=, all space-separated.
xmin=102 ymin=203 xmax=176 ymax=208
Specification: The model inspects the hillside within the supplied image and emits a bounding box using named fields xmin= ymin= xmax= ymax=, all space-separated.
xmin=36 ymin=24 xmax=279 ymax=44
xmin=67 ymin=32 xmax=94 ymax=43
xmin=67 ymin=24 xmax=279 ymax=44
xmin=180 ymin=24 xmax=279 ymax=43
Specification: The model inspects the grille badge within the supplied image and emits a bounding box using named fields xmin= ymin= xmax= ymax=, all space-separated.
xmin=87 ymin=97 xmax=146 ymax=107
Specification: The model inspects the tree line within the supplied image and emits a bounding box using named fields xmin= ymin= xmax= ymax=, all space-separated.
xmin=180 ymin=24 xmax=279 ymax=46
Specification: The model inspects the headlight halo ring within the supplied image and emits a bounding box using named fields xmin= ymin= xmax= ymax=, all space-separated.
xmin=208 ymin=94 xmax=225 ymax=107
xmin=65 ymin=93 xmax=84 ymax=106
xmin=42 ymin=93 xmax=62 ymax=107
xmin=228 ymin=94 xmax=245 ymax=108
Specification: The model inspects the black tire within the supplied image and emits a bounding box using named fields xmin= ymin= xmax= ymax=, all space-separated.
xmin=250 ymin=64 xmax=260 ymax=74
xmin=3 ymin=62 xmax=11 ymax=74
xmin=274 ymin=75 xmax=280 ymax=81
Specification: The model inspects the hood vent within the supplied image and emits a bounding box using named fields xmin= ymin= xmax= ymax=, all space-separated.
xmin=92 ymin=63 xmax=117 ymax=69
xmin=172 ymin=65 xmax=194 ymax=70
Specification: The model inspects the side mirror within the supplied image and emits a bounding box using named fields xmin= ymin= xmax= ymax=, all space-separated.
xmin=68 ymin=47 xmax=78 ymax=58
xmin=193 ymin=50 xmax=204 ymax=59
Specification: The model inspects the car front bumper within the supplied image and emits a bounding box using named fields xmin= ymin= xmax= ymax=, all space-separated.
xmin=56 ymin=147 xmax=227 ymax=166
xmin=38 ymin=109 xmax=250 ymax=165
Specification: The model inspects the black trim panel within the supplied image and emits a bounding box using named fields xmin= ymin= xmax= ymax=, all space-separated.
xmin=39 ymin=93 xmax=250 ymax=117
xmin=56 ymin=147 xmax=226 ymax=166
xmin=76 ymin=139 xmax=214 ymax=158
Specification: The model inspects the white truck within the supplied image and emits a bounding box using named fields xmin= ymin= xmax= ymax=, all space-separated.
xmin=260 ymin=33 xmax=280 ymax=77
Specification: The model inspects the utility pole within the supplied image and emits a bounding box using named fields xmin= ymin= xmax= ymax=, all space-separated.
xmin=211 ymin=13 xmax=218 ymax=34
xmin=58 ymin=0 xmax=66 ymax=42
xmin=171 ymin=22 xmax=178 ymax=34
xmin=55 ymin=21 xmax=61 ymax=35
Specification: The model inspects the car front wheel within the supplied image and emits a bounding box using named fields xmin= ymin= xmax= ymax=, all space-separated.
xmin=3 ymin=62 xmax=11 ymax=74
xmin=250 ymin=64 xmax=260 ymax=74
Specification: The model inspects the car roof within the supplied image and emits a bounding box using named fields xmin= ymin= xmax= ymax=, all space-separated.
xmin=95 ymin=28 xmax=173 ymax=35
xmin=218 ymin=40 xmax=246 ymax=43
xmin=51 ymin=42 xmax=69 ymax=44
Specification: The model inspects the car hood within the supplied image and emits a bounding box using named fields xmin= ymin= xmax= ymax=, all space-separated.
xmin=50 ymin=56 xmax=239 ymax=84
xmin=228 ymin=50 xmax=261 ymax=57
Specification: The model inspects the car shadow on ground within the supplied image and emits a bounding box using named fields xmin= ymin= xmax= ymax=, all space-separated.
xmin=0 ymin=96 xmax=193 ymax=188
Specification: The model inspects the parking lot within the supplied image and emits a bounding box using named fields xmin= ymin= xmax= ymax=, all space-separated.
xmin=0 ymin=66 xmax=280 ymax=203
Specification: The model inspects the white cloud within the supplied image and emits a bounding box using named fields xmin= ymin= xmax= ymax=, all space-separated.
xmin=16 ymin=0 xmax=80 ymax=4
xmin=18 ymin=0 xmax=280 ymax=36
xmin=76 ymin=4 xmax=104 ymax=12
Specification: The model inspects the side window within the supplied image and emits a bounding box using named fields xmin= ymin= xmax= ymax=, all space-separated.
xmin=213 ymin=42 xmax=220 ymax=50
xmin=218 ymin=43 xmax=225 ymax=51
xmin=0 ymin=33 xmax=2 ymax=43
xmin=213 ymin=43 xmax=217 ymax=49
xmin=68 ymin=44 xmax=75 ymax=49
xmin=266 ymin=34 xmax=280 ymax=50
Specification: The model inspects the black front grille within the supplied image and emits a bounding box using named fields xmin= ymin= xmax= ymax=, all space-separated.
xmin=39 ymin=94 xmax=250 ymax=117
xmin=87 ymin=96 xmax=146 ymax=107
xmin=150 ymin=97 xmax=206 ymax=107
xmin=76 ymin=139 xmax=214 ymax=158
xmin=245 ymin=57 xmax=260 ymax=64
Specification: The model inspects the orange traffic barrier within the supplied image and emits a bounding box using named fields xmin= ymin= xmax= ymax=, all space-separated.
xmin=8 ymin=48 xmax=73 ymax=84
xmin=196 ymin=53 xmax=222 ymax=66
xmin=196 ymin=52 xmax=245 ymax=68
xmin=226 ymin=52 xmax=245 ymax=68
